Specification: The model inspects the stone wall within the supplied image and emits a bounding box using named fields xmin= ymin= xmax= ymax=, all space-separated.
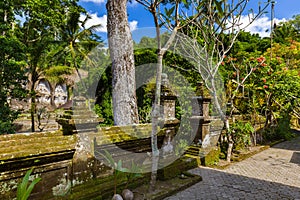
xmin=0 ymin=124 xmax=167 ymax=199
xmin=0 ymin=131 xmax=76 ymax=199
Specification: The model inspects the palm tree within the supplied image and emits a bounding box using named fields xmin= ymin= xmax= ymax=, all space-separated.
xmin=48 ymin=9 xmax=102 ymax=99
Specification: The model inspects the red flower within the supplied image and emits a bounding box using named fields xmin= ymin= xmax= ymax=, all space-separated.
xmin=260 ymin=63 xmax=267 ymax=67
xmin=263 ymin=85 xmax=268 ymax=89
xmin=257 ymin=56 xmax=265 ymax=63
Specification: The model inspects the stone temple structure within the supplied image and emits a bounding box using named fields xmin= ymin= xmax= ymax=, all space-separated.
xmin=53 ymin=84 xmax=68 ymax=106
xmin=35 ymin=80 xmax=52 ymax=105
xmin=35 ymin=79 xmax=68 ymax=107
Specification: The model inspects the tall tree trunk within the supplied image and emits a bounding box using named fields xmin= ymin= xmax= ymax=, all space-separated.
xmin=30 ymin=69 xmax=39 ymax=132
xmin=148 ymin=8 xmax=162 ymax=192
xmin=106 ymin=0 xmax=139 ymax=125
xmin=30 ymin=83 xmax=36 ymax=132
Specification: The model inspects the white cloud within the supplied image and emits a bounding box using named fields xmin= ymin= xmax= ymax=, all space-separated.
xmin=238 ymin=15 xmax=287 ymax=38
xmin=80 ymin=13 xmax=107 ymax=32
xmin=80 ymin=0 xmax=105 ymax=4
xmin=80 ymin=13 xmax=138 ymax=33
xmin=129 ymin=20 xmax=138 ymax=31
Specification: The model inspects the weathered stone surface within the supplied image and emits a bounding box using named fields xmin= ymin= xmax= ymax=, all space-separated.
xmin=54 ymin=84 xmax=68 ymax=106
xmin=0 ymin=124 xmax=175 ymax=199
xmin=165 ymin=135 xmax=300 ymax=200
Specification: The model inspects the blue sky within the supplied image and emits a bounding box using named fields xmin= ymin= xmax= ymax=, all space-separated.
xmin=78 ymin=0 xmax=300 ymax=41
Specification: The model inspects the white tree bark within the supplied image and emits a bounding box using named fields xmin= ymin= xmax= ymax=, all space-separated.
xmin=106 ymin=0 xmax=139 ymax=125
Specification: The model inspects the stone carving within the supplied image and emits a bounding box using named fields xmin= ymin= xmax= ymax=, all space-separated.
xmin=54 ymin=84 xmax=68 ymax=106
xmin=36 ymin=80 xmax=51 ymax=104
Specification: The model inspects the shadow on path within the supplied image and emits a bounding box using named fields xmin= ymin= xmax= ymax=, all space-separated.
xmin=165 ymin=167 xmax=300 ymax=200
xmin=165 ymin=132 xmax=300 ymax=200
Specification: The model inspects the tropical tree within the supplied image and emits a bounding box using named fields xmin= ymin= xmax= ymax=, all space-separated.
xmin=290 ymin=14 xmax=300 ymax=32
xmin=16 ymin=0 xmax=68 ymax=131
xmin=0 ymin=0 xmax=27 ymax=134
xmin=16 ymin=0 xmax=96 ymax=132
xmin=257 ymin=40 xmax=300 ymax=128
xmin=164 ymin=0 xmax=272 ymax=162
xmin=106 ymin=0 xmax=139 ymax=125
xmin=135 ymin=0 xmax=196 ymax=191
xmin=47 ymin=6 xmax=102 ymax=99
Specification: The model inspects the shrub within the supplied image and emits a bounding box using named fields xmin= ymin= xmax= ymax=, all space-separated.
xmin=231 ymin=121 xmax=254 ymax=150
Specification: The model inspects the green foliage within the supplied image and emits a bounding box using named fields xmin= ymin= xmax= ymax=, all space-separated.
xmin=136 ymin=83 xmax=154 ymax=123
xmin=0 ymin=2 xmax=27 ymax=134
xmin=134 ymin=40 xmax=202 ymax=124
xmin=276 ymin=113 xmax=294 ymax=140
xmin=124 ymin=161 xmax=143 ymax=189
xmin=94 ymin=103 xmax=113 ymax=126
xmin=263 ymin=112 xmax=294 ymax=142
xmin=93 ymin=66 xmax=114 ymax=126
xmin=175 ymin=139 xmax=189 ymax=156
xmin=17 ymin=168 xmax=41 ymax=200
xmin=231 ymin=121 xmax=254 ymax=150
xmin=218 ymin=23 xmax=300 ymax=135
xmin=230 ymin=31 xmax=267 ymax=55
xmin=12 ymin=0 xmax=102 ymax=131
xmin=44 ymin=65 xmax=73 ymax=84
xmin=98 ymin=150 xmax=142 ymax=194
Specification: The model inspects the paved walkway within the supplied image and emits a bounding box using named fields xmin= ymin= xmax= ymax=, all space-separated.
xmin=165 ymin=135 xmax=300 ymax=200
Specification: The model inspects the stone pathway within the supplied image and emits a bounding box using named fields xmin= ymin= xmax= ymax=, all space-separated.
xmin=165 ymin=135 xmax=300 ymax=200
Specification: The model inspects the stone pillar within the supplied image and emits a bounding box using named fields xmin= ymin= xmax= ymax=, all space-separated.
xmin=190 ymin=82 xmax=211 ymax=145
xmin=160 ymin=73 xmax=180 ymax=157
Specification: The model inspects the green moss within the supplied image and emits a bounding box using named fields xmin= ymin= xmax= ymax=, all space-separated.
xmin=201 ymin=147 xmax=220 ymax=166
xmin=231 ymin=145 xmax=269 ymax=162
xmin=0 ymin=131 xmax=76 ymax=160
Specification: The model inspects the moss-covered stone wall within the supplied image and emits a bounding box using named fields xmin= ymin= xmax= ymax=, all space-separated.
xmin=0 ymin=124 xmax=165 ymax=199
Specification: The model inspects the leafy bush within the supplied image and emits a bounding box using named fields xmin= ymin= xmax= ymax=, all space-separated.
xmin=0 ymin=106 xmax=19 ymax=134
xmin=263 ymin=112 xmax=294 ymax=142
xmin=231 ymin=121 xmax=254 ymax=150
xmin=276 ymin=113 xmax=294 ymax=140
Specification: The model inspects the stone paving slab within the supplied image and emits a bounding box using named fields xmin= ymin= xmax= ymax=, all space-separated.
xmin=165 ymin=136 xmax=300 ymax=200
